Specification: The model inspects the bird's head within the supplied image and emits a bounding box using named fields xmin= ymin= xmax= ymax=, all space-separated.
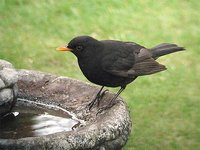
xmin=56 ymin=36 xmax=100 ymax=58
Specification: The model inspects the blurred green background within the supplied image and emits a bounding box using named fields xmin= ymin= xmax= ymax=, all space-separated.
xmin=0 ymin=0 xmax=199 ymax=149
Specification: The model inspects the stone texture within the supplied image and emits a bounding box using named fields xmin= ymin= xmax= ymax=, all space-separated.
xmin=0 ymin=59 xmax=13 ymax=70
xmin=0 ymin=59 xmax=18 ymax=117
xmin=0 ymin=69 xmax=132 ymax=150
xmin=13 ymin=84 xmax=18 ymax=98
xmin=0 ymin=78 xmax=5 ymax=89
xmin=0 ymin=89 xmax=13 ymax=105
xmin=0 ymin=68 xmax=18 ymax=87
xmin=0 ymin=89 xmax=14 ymax=116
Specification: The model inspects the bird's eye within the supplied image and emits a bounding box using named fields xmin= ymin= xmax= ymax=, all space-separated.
xmin=76 ymin=45 xmax=83 ymax=51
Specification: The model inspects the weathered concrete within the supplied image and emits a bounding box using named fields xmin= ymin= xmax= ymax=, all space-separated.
xmin=0 ymin=69 xmax=132 ymax=150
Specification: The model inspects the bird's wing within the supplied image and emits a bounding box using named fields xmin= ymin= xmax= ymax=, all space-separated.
xmin=102 ymin=45 xmax=166 ymax=78
xmin=131 ymin=57 xmax=167 ymax=76
xmin=102 ymin=47 xmax=136 ymax=78
xmin=132 ymin=48 xmax=167 ymax=75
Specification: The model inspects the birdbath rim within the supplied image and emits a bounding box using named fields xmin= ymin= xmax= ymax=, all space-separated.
xmin=0 ymin=69 xmax=132 ymax=150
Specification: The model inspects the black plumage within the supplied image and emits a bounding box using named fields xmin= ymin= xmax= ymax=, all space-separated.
xmin=57 ymin=36 xmax=185 ymax=111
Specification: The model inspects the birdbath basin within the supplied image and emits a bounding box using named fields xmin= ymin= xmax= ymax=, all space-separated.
xmin=0 ymin=69 xmax=131 ymax=150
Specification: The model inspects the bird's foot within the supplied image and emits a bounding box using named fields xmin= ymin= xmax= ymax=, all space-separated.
xmin=96 ymin=99 xmax=119 ymax=115
xmin=87 ymin=89 xmax=108 ymax=110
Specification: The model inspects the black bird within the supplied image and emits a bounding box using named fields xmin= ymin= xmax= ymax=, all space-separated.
xmin=57 ymin=36 xmax=184 ymax=111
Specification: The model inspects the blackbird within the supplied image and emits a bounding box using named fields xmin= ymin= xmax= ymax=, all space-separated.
xmin=57 ymin=36 xmax=184 ymax=111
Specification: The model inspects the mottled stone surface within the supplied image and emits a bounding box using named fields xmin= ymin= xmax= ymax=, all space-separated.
xmin=0 ymin=89 xmax=13 ymax=105
xmin=0 ymin=69 xmax=132 ymax=150
xmin=0 ymin=68 xmax=18 ymax=87
xmin=0 ymin=60 xmax=13 ymax=70
xmin=0 ymin=78 xmax=5 ymax=90
xmin=0 ymin=59 xmax=18 ymax=117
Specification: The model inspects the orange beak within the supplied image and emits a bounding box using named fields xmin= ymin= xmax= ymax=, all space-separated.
xmin=56 ymin=46 xmax=72 ymax=51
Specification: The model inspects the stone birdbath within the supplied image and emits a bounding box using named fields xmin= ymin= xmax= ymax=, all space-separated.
xmin=0 ymin=59 xmax=132 ymax=150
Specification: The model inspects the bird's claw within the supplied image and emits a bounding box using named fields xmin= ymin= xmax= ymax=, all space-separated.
xmin=96 ymin=105 xmax=113 ymax=115
xmin=87 ymin=89 xmax=109 ymax=110
xmin=87 ymin=99 xmax=96 ymax=110
xmin=96 ymin=108 xmax=104 ymax=115
xmin=96 ymin=99 xmax=118 ymax=115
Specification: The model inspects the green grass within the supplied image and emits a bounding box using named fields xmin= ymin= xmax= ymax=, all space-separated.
xmin=1 ymin=0 xmax=200 ymax=149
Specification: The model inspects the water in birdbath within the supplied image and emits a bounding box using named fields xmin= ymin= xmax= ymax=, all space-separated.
xmin=0 ymin=98 xmax=85 ymax=139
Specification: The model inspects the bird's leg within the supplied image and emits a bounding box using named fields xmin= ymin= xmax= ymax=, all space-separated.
xmin=97 ymin=89 xmax=108 ymax=106
xmin=97 ymin=87 xmax=125 ymax=114
xmin=87 ymin=86 xmax=108 ymax=110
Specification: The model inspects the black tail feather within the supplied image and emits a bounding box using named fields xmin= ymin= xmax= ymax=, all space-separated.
xmin=151 ymin=43 xmax=185 ymax=59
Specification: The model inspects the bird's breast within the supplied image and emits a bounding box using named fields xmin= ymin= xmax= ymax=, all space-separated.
xmin=78 ymin=58 xmax=102 ymax=81
xmin=78 ymin=58 xmax=133 ymax=87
